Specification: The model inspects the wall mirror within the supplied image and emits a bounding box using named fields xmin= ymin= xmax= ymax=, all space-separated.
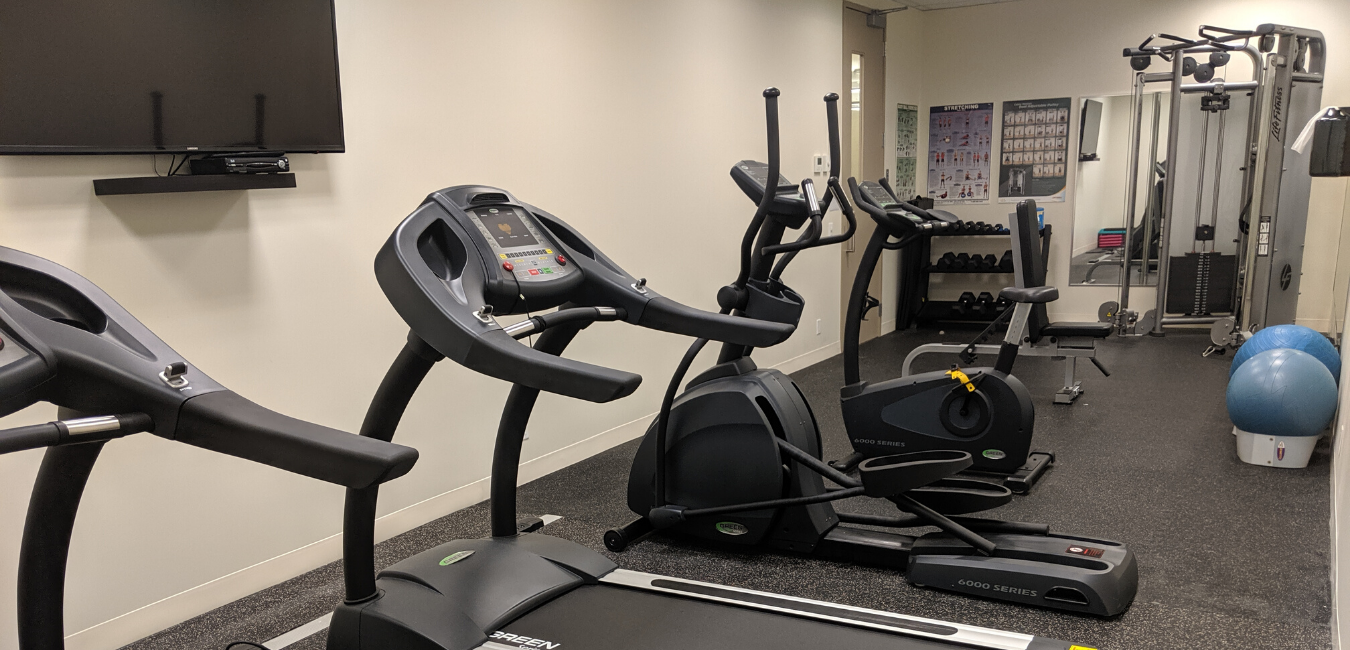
xmin=1070 ymin=92 xmax=1170 ymax=286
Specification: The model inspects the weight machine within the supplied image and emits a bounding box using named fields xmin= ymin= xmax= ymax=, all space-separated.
xmin=1099 ymin=24 xmax=1325 ymax=355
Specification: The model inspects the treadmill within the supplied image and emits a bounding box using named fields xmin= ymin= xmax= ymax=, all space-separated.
xmin=325 ymin=176 xmax=1092 ymax=650
xmin=0 ymin=247 xmax=420 ymax=650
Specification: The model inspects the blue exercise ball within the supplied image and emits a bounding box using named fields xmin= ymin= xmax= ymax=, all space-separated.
xmin=1230 ymin=324 xmax=1340 ymax=381
xmin=1227 ymin=348 xmax=1338 ymax=437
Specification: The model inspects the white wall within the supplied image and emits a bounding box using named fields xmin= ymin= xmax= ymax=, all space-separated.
xmin=0 ymin=2 xmax=845 ymax=648
xmin=1328 ymin=189 xmax=1350 ymax=648
xmin=899 ymin=0 xmax=1350 ymax=323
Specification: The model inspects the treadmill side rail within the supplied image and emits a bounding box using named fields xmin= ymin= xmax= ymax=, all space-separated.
xmin=600 ymin=569 xmax=1066 ymax=650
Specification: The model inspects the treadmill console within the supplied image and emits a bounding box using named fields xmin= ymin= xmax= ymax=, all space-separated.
xmin=418 ymin=189 xmax=587 ymax=316
xmin=464 ymin=204 xmax=577 ymax=285
xmin=375 ymin=185 xmax=796 ymax=403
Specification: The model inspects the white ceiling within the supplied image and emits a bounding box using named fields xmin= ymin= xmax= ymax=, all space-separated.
xmin=849 ymin=0 xmax=1025 ymax=11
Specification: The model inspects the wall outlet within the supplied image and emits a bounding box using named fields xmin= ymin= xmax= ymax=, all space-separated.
xmin=816 ymin=319 xmax=821 ymax=335
xmin=827 ymin=221 xmax=835 ymax=235
xmin=813 ymin=154 xmax=827 ymax=174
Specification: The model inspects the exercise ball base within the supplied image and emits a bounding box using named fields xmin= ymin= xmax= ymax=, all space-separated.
xmin=1234 ymin=427 xmax=1320 ymax=468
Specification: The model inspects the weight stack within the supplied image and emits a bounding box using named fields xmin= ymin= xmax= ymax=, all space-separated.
xmin=1166 ymin=252 xmax=1236 ymax=316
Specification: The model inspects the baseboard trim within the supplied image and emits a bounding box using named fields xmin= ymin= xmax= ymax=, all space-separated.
xmin=767 ymin=340 xmax=841 ymax=375
xmin=1297 ymin=318 xmax=1333 ymax=334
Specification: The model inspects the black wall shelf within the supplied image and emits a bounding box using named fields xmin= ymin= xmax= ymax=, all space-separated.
xmin=93 ymin=173 xmax=296 ymax=196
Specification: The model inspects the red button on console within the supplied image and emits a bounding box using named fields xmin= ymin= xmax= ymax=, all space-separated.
xmin=556 ymin=255 xmax=567 ymax=266
xmin=528 ymin=269 xmax=540 ymax=276
xmin=502 ymin=262 xmax=514 ymax=271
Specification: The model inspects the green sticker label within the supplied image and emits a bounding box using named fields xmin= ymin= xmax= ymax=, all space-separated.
xmin=982 ymin=449 xmax=1007 ymax=460
xmin=715 ymin=521 xmax=749 ymax=536
xmin=439 ymin=550 xmax=475 ymax=566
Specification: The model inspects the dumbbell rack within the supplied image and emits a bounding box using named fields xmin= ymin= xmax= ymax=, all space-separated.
xmin=899 ymin=224 xmax=1052 ymax=328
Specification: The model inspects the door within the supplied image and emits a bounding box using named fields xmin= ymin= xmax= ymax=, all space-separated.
xmin=841 ymin=3 xmax=886 ymax=343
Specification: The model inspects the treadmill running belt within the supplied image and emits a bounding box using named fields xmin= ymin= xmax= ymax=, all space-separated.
xmin=490 ymin=584 xmax=984 ymax=650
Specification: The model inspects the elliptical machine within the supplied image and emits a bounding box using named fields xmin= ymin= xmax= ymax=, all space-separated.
xmin=830 ymin=179 xmax=1054 ymax=493
xmin=608 ymin=89 xmax=1138 ymax=617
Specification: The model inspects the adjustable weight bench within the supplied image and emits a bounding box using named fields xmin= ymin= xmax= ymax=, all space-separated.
xmin=902 ymin=200 xmax=1111 ymax=404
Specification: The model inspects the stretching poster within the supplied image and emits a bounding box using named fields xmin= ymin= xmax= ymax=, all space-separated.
xmin=998 ymin=97 xmax=1071 ymax=203
xmin=894 ymin=104 xmax=918 ymax=200
xmin=927 ymin=103 xmax=993 ymax=204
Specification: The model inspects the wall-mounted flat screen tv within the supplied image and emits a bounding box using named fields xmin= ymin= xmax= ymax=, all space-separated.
xmin=0 ymin=0 xmax=344 ymax=154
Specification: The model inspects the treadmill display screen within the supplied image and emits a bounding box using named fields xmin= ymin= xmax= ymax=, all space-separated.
xmin=474 ymin=208 xmax=538 ymax=248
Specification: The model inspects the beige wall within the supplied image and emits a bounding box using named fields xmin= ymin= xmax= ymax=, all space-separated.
xmin=0 ymin=2 xmax=845 ymax=648
xmin=882 ymin=0 xmax=1350 ymax=324
xmin=877 ymin=8 xmax=926 ymax=330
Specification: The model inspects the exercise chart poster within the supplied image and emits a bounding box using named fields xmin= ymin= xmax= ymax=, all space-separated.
xmin=894 ymin=104 xmax=918 ymax=200
xmin=927 ymin=103 xmax=993 ymax=204
xmin=998 ymin=97 xmax=1070 ymax=203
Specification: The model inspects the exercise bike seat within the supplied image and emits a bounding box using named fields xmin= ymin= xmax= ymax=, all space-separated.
xmin=999 ymin=285 xmax=1058 ymax=304
xmin=1040 ymin=322 xmax=1113 ymax=339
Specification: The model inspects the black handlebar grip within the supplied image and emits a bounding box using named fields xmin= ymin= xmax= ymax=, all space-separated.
xmin=824 ymin=93 xmax=841 ymax=179
xmin=638 ymin=297 xmax=794 ymax=347
xmin=175 ymin=390 xmax=420 ymax=489
xmin=0 ymin=422 xmax=60 ymax=455
xmin=463 ymin=329 xmax=642 ymax=403
xmin=763 ymin=89 xmax=781 ymax=209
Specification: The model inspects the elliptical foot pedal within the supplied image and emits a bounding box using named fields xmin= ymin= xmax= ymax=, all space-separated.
xmin=858 ymin=450 xmax=972 ymax=497
xmin=1004 ymin=452 xmax=1054 ymax=495
xmin=903 ymin=477 xmax=1013 ymax=514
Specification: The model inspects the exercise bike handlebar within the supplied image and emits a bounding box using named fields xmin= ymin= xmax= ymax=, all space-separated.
xmin=848 ymin=178 xmax=948 ymax=239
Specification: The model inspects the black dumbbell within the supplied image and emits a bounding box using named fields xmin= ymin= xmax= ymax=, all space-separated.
xmin=999 ymin=250 xmax=1014 ymax=272
xmin=995 ymin=296 xmax=1012 ymax=311
xmin=936 ymin=252 xmax=955 ymax=271
xmin=982 ymin=254 xmax=998 ymax=271
xmin=954 ymin=291 xmax=977 ymax=316
xmin=975 ymin=292 xmax=995 ymax=316
xmin=954 ymin=253 xmax=971 ymax=270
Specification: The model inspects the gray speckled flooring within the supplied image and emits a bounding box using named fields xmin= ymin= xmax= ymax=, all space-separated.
xmin=121 ymin=329 xmax=1332 ymax=650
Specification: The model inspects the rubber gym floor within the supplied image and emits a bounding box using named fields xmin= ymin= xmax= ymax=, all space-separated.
xmin=124 ymin=328 xmax=1332 ymax=650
